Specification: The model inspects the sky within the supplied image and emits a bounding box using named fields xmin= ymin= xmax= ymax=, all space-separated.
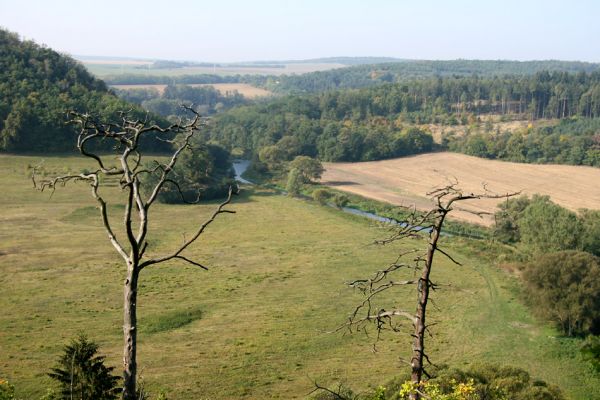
xmin=0 ymin=0 xmax=598 ymax=62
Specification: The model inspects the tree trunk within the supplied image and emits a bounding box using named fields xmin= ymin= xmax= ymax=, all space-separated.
xmin=409 ymin=211 xmax=447 ymax=400
xmin=123 ymin=266 xmax=139 ymax=400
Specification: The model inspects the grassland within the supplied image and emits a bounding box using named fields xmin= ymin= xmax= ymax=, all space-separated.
xmin=111 ymin=83 xmax=273 ymax=98
xmin=321 ymin=152 xmax=600 ymax=226
xmin=1 ymin=154 xmax=599 ymax=399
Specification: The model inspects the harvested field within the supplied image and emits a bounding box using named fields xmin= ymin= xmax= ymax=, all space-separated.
xmin=111 ymin=83 xmax=272 ymax=98
xmin=321 ymin=152 xmax=600 ymax=225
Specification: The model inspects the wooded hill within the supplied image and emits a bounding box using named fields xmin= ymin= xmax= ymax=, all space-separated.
xmin=0 ymin=29 xmax=165 ymax=153
xmin=207 ymin=72 xmax=600 ymax=162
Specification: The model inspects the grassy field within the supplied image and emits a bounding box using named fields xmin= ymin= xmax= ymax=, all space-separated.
xmin=1 ymin=154 xmax=599 ymax=399
xmin=321 ymin=152 xmax=600 ymax=226
xmin=111 ymin=83 xmax=273 ymax=98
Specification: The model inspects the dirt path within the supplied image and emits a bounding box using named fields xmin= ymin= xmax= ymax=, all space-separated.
xmin=321 ymin=152 xmax=600 ymax=226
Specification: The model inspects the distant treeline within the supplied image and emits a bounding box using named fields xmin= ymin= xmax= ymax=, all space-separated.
xmin=102 ymin=59 xmax=600 ymax=93
xmin=103 ymin=73 xmax=253 ymax=85
xmin=116 ymin=84 xmax=247 ymax=117
xmin=261 ymin=59 xmax=600 ymax=94
xmin=0 ymin=28 xmax=168 ymax=153
xmin=208 ymin=72 xmax=600 ymax=162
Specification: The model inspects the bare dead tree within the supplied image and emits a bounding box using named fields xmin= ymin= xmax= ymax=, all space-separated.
xmin=340 ymin=182 xmax=517 ymax=400
xmin=33 ymin=108 xmax=236 ymax=400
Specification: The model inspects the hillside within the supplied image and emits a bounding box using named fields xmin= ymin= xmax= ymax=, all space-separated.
xmin=207 ymin=72 xmax=600 ymax=165
xmin=321 ymin=152 xmax=600 ymax=225
xmin=0 ymin=29 xmax=158 ymax=152
xmin=1 ymin=154 xmax=599 ymax=399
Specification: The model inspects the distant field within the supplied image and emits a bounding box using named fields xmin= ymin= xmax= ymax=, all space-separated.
xmin=321 ymin=152 xmax=600 ymax=225
xmin=111 ymin=83 xmax=272 ymax=98
xmin=2 ymin=154 xmax=599 ymax=399
xmin=81 ymin=60 xmax=345 ymax=77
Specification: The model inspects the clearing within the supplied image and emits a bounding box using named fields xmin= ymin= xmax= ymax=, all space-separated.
xmin=321 ymin=152 xmax=600 ymax=225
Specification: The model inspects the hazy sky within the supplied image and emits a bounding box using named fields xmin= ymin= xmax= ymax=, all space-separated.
xmin=0 ymin=0 xmax=598 ymax=62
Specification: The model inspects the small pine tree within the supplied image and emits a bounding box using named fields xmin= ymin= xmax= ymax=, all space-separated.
xmin=48 ymin=334 xmax=120 ymax=400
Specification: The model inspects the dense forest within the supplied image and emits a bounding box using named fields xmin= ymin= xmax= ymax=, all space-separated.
xmin=0 ymin=29 xmax=167 ymax=152
xmin=206 ymin=72 xmax=600 ymax=162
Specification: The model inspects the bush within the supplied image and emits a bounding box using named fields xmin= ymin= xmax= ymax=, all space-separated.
xmin=518 ymin=195 xmax=582 ymax=252
xmin=286 ymin=168 xmax=303 ymax=197
xmin=312 ymin=188 xmax=331 ymax=205
xmin=48 ymin=334 xmax=120 ymax=400
xmin=523 ymin=250 xmax=600 ymax=336
xmin=333 ymin=194 xmax=349 ymax=208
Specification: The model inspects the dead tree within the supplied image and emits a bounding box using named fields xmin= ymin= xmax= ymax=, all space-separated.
xmin=33 ymin=108 xmax=235 ymax=400
xmin=341 ymin=183 xmax=517 ymax=400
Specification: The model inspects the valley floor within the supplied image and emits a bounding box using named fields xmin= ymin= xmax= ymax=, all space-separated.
xmin=1 ymin=154 xmax=598 ymax=399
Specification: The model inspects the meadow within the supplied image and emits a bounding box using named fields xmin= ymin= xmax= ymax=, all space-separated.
xmin=1 ymin=154 xmax=599 ymax=399
xmin=321 ymin=152 xmax=600 ymax=225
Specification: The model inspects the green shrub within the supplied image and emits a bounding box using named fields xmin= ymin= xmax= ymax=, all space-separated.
xmin=523 ymin=250 xmax=600 ymax=336
xmin=48 ymin=334 xmax=120 ymax=400
xmin=312 ymin=188 xmax=331 ymax=205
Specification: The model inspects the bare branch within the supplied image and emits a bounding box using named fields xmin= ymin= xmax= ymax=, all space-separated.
xmin=139 ymin=186 xmax=236 ymax=270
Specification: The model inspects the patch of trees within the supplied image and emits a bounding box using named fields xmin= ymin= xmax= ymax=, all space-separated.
xmin=116 ymin=84 xmax=247 ymax=118
xmin=523 ymin=251 xmax=600 ymax=337
xmin=447 ymin=118 xmax=600 ymax=166
xmin=145 ymin=141 xmax=236 ymax=203
xmin=0 ymin=28 xmax=166 ymax=153
xmin=493 ymin=195 xmax=600 ymax=337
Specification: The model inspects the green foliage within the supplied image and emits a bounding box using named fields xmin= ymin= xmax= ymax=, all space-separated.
xmin=581 ymin=335 xmax=600 ymax=373
xmin=493 ymin=195 xmax=532 ymax=243
xmin=289 ymin=156 xmax=324 ymax=183
xmin=448 ymin=118 xmax=600 ymax=166
xmin=580 ymin=210 xmax=600 ymax=257
xmin=0 ymin=380 xmax=16 ymax=400
xmin=48 ymin=334 xmax=120 ymax=400
xmin=518 ymin=196 xmax=582 ymax=252
xmin=523 ymin=250 xmax=600 ymax=336
xmin=145 ymin=142 xmax=235 ymax=203
xmin=118 ymin=84 xmax=247 ymax=118
xmin=0 ymin=28 xmax=165 ymax=153
xmin=312 ymin=188 xmax=332 ymax=205
xmin=333 ymin=193 xmax=349 ymax=208
xmin=286 ymin=168 xmax=303 ymax=197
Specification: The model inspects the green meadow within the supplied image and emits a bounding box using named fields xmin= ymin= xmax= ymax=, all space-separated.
xmin=1 ymin=154 xmax=598 ymax=399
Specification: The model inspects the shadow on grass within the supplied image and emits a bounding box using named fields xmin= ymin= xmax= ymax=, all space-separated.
xmin=140 ymin=307 xmax=203 ymax=334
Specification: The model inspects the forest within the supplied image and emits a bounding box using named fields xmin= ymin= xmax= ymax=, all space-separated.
xmin=204 ymin=72 xmax=600 ymax=164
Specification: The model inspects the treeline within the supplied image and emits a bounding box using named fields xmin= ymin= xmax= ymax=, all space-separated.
xmin=117 ymin=84 xmax=247 ymax=118
xmin=261 ymin=59 xmax=600 ymax=94
xmin=447 ymin=118 xmax=600 ymax=166
xmin=0 ymin=29 xmax=167 ymax=153
xmin=103 ymin=59 xmax=600 ymax=95
xmin=103 ymin=73 xmax=264 ymax=86
xmin=208 ymin=72 xmax=600 ymax=162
